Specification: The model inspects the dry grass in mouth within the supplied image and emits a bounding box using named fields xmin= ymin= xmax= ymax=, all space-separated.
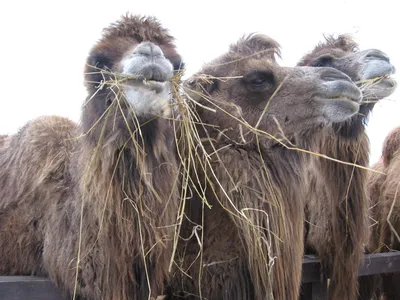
xmin=357 ymin=75 xmax=397 ymax=100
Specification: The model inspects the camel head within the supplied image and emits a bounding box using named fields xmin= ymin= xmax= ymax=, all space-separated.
xmin=185 ymin=34 xmax=362 ymax=145
xmin=298 ymin=35 xmax=396 ymax=118
xmin=81 ymin=14 xmax=183 ymax=145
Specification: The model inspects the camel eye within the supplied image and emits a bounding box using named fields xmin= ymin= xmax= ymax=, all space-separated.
xmin=243 ymin=71 xmax=274 ymax=92
xmin=89 ymin=53 xmax=111 ymax=70
xmin=312 ymin=55 xmax=334 ymax=67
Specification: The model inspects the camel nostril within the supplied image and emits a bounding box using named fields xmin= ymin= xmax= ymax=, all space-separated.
xmin=365 ymin=50 xmax=390 ymax=63
xmin=320 ymin=68 xmax=351 ymax=82
xmin=133 ymin=42 xmax=164 ymax=57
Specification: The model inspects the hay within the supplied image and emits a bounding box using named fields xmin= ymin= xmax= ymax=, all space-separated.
xmin=73 ymin=64 xmax=393 ymax=299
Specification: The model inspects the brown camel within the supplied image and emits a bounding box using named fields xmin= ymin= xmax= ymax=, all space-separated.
xmin=297 ymin=34 xmax=396 ymax=300
xmin=366 ymin=126 xmax=400 ymax=299
xmin=0 ymin=14 xmax=183 ymax=300
xmin=168 ymin=34 xmax=362 ymax=300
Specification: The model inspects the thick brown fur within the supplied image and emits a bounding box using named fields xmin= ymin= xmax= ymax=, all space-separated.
xmin=0 ymin=14 xmax=183 ymax=300
xmin=298 ymin=35 xmax=396 ymax=300
xmin=168 ymin=34 xmax=362 ymax=300
xmin=382 ymin=126 xmax=400 ymax=167
xmin=298 ymin=34 xmax=358 ymax=67
xmin=366 ymin=126 xmax=400 ymax=299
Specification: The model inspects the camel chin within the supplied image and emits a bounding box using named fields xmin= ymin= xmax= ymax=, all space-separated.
xmin=122 ymin=81 xmax=171 ymax=117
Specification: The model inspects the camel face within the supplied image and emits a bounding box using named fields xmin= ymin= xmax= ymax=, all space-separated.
xmin=308 ymin=48 xmax=396 ymax=100
xmin=80 ymin=15 xmax=183 ymax=144
xmin=186 ymin=34 xmax=362 ymax=138
xmin=119 ymin=41 xmax=174 ymax=117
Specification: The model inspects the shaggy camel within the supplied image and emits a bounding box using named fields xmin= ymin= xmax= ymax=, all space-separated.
xmin=0 ymin=14 xmax=183 ymax=300
xmin=168 ymin=34 xmax=362 ymax=300
xmin=365 ymin=126 xmax=400 ymax=299
xmin=297 ymin=35 xmax=396 ymax=300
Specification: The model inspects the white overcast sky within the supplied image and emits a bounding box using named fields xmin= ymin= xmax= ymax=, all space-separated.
xmin=0 ymin=0 xmax=398 ymax=165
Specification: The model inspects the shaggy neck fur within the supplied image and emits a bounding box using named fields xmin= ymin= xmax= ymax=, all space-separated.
xmin=41 ymin=116 xmax=179 ymax=300
xmin=305 ymin=130 xmax=369 ymax=300
xmin=170 ymin=127 xmax=317 ymax=300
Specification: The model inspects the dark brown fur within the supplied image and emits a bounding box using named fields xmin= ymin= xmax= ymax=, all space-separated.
xmin=0 ymin=15 xmax=182 ymax=300
xmin=366 ymin=127 xmax=400 ymax=299
xmin=168 ymin=34 xmax=362 ymax=300
xmin=298 ymin=35 xmax=396 ymax=300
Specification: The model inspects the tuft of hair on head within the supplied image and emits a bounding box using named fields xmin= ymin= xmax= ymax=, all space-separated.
xmin=322 ymin=34 xmax=359 ymax=53
xmin=382 ymin=126 xmax=400 ymax=167
xmin=229 ymin=33 xmax=281 ymax=60
xmin=298 ymin=33 xmax=359 ymax=66
xmin=101 ymin=13 xmax=175 ymax=45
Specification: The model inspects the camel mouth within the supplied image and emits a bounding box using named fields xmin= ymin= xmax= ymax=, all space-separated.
xmin=359 ymin=61 xmax=396 ymax=83
xmin=122 ymin=79 xmax=167 ymax=94
xmin=358 ymin=75 xmax=397 ymax=99
xmin=120 ymin=62 xmax=173 ymax=93
xmin=323 ymin=97 xmax=360 ymax=113
xmin=317 ymin=80 xmax=362 ymax=122
xmin=371 ymin=76 xmax=397 ymax=89
xmin=326 ymin=95 xmax=359 ymax=102
xmin=357 ymin=75 xmax=396 ymax=87
xmin=321 ymin=80 xmax=363 ymax=104
xmin=122 ymin=62 xmax=173 ymax=84
xmin=320 ymin=98 xmax=360 ymax=123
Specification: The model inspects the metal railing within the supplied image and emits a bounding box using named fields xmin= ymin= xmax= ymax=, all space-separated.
xmin=1 ymin=252 xmax=400 ymax=300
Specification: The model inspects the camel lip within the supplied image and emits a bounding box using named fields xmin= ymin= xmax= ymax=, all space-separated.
xmin=357 ymin=75 xmax=397 ymax=89
xmin=321 ymin=98 xmax=361 ymax=110
xmin=325 ymin=96 xmax=359 ymax=102
xmin=320 ymin=80 xmax=362 ymax=104
xmin=121 ymin=62 xmax=173 ymax=83
xmin=358 ymin=74 xmax=394 ymax=83
xmin=374 ymin=76 xmax=397 ymax=88
xmin=124 ymin=78 xmax=166 ymax=84
xmin=360 ymin=62 xmax=396 ymax=81
xmin=319 ymin=97 xmax=360 ymax=123
xmin=360 ymin=76 xmax=397 ymax=100
xmin=321 ymin=92 xmax=362 ymax=104
xmin=121 ymin=79 xmax=167 ymax=93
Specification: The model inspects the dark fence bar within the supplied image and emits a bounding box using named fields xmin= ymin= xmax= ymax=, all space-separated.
xmin=1 ymin=252 xmax=400 ymax=300
xmin=0 ymin=276 xmax=61 ymax=300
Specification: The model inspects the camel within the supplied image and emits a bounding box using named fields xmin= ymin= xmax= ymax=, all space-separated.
xmin=0 ymin=14 xmax=183 ymax=300
xmin=297 ymin=34 xmax=396 ymax=300
xmin=167 ymin=34 xmax=363 ymax=300
xmin=364 ymin=126 xmax=400 ymax=299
